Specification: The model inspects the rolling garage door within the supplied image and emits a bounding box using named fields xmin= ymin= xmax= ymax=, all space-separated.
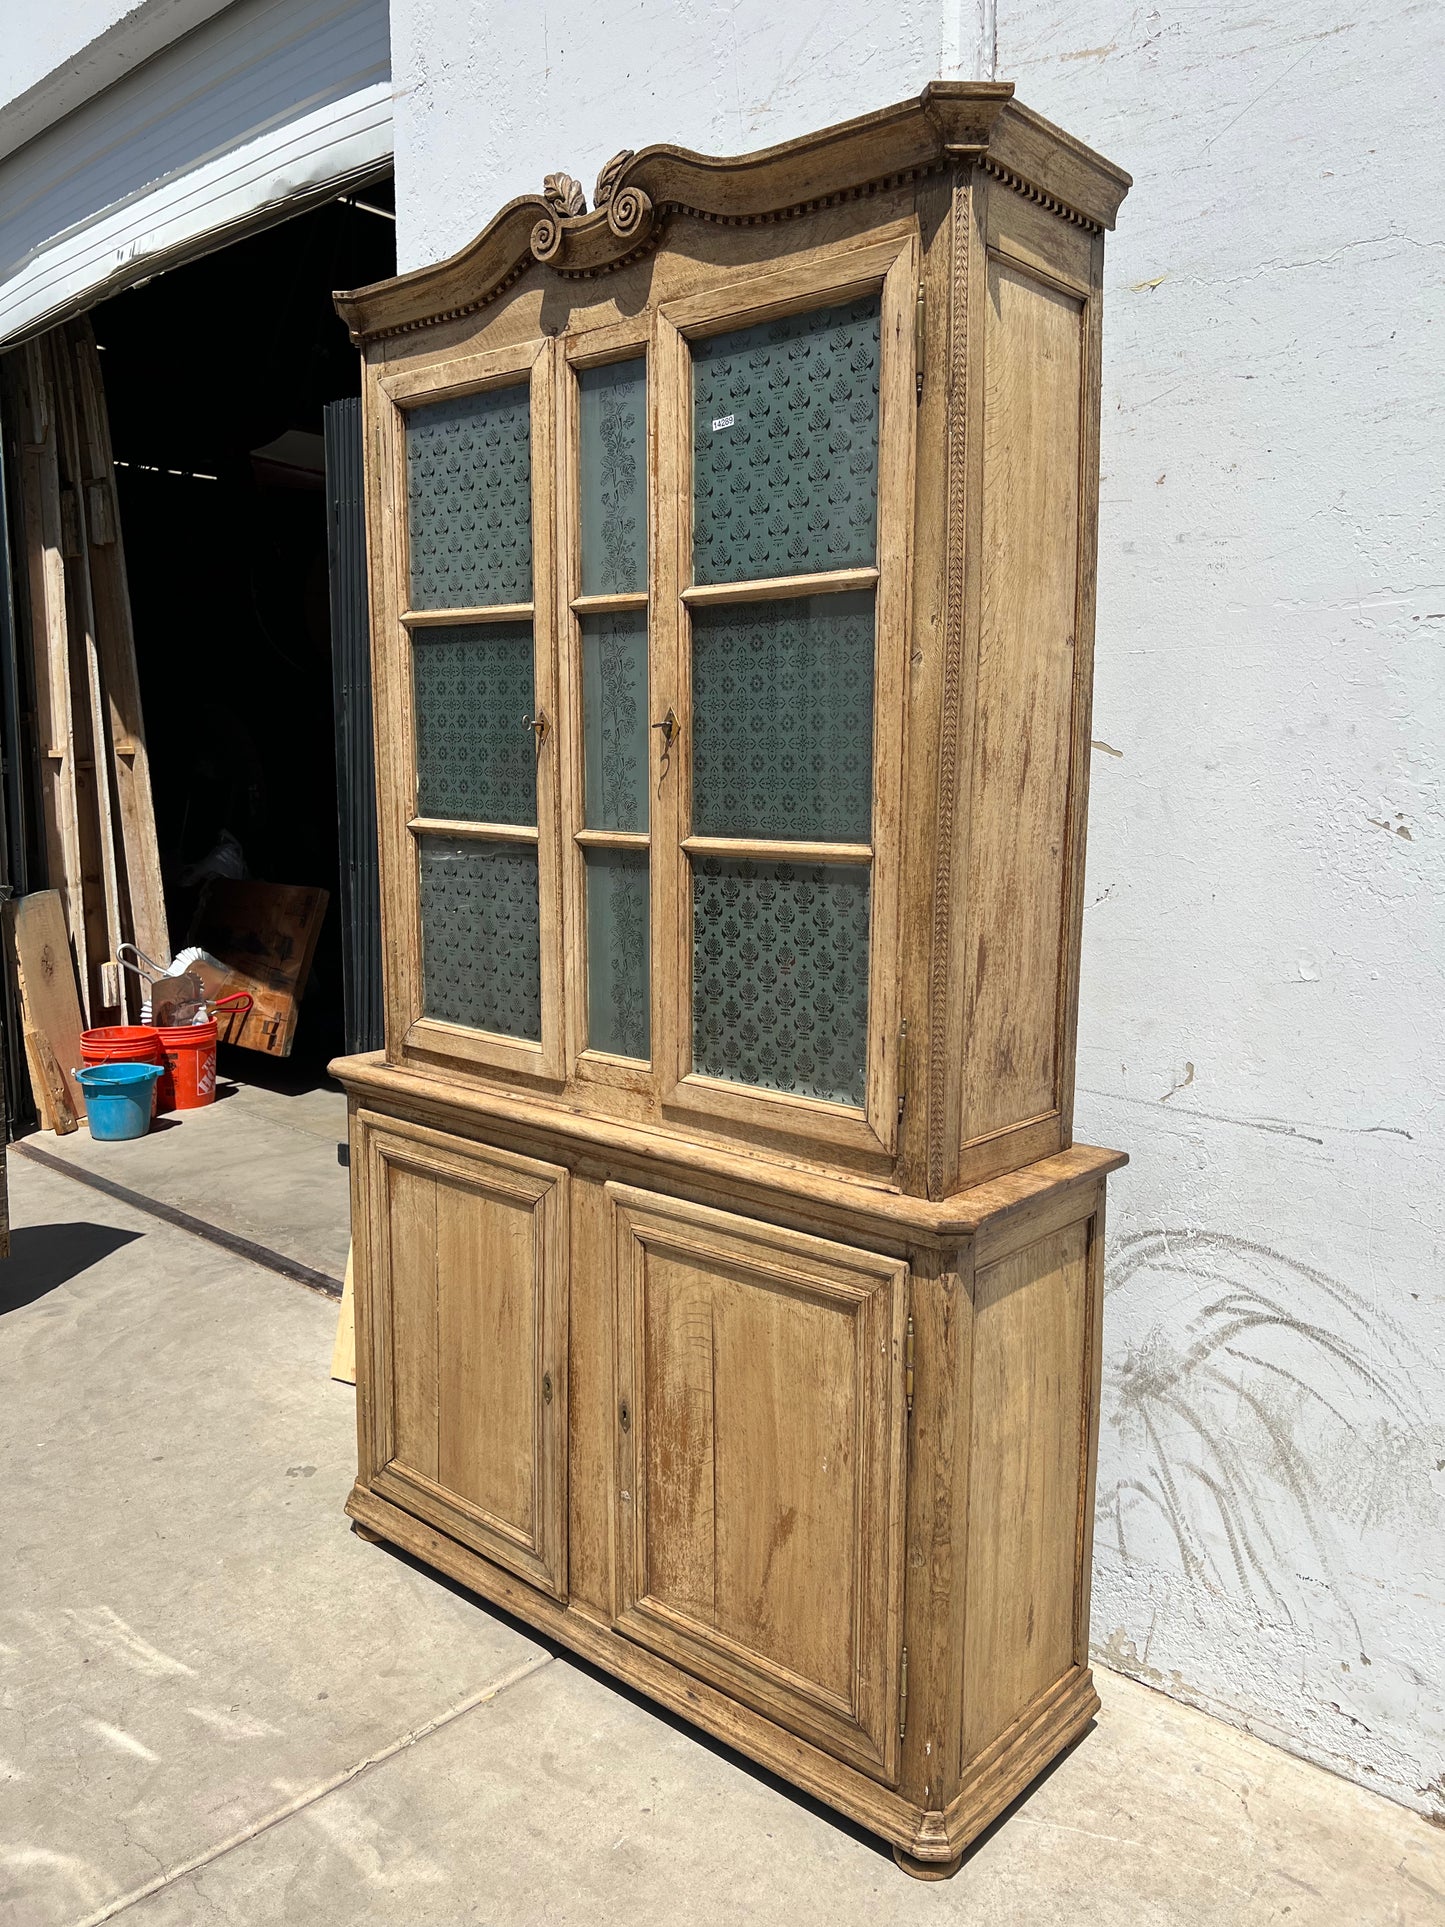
xmin=0 ymin=0 xmax=391 ymax=347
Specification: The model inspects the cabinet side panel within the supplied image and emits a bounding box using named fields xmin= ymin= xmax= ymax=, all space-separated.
xmin=962 ymin=1217 xmax=1089 ymax=1761
xmin=961 ymin=258 xmax=1084 ymax=1145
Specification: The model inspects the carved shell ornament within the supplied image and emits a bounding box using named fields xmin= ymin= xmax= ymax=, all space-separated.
xmin=543 ymin=172 xmax=587 ymax=217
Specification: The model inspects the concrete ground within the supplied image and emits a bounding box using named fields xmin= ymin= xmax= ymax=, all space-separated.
xmin=4 ymin=1090 xmax=1444 ymax=1927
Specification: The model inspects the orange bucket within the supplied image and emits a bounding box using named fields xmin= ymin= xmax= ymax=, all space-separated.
xmin=81 ymin=1023 xmax=166 ymax=1068
xmin=81 ymin=1025 xmax=167 ymax=1116
xmin=156 ymin=1019 xmax=217 ymax=1113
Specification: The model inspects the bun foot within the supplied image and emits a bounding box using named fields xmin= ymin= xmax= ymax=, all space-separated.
xmin=893 ymin=1845 xmax=963 ymax=1881
xmin=351 ymin=1521 xmax=383 ymax=1543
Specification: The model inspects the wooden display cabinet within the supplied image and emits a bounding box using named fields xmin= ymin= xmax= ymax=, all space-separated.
xmin=332 ymin=82 xmax=1130 ymax=1877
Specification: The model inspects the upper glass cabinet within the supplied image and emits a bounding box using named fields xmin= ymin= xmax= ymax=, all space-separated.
xmin=348 ymin=91 xmax=1125 ymax=1195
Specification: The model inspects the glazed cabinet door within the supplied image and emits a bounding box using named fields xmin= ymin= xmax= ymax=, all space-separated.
xmin=609 ymin=1185 xmax=908 ymax=1780
xmin=360 ymin=1114 xmax=568 ymax=1598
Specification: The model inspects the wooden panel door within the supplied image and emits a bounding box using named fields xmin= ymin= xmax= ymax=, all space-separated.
xmin=363 ymin=1116 xmax=568 ymax=1598
xmin=609 ymin=1184 xmax=908 ymax=1780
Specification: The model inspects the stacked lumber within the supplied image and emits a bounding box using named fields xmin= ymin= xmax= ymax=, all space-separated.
xmin=3 ymin=319 xmax=168 ymax=1126
xmin=8 ymin=319 xmax=168 ymax=1024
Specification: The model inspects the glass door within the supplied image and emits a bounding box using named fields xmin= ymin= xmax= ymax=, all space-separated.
xmin=559 ymin=330 xmax=654 ymax=1086
xmin=656 ymin=237 xmax=917 ymax=1156
xmin=386 ymin=338 xmax=562 ymax=1079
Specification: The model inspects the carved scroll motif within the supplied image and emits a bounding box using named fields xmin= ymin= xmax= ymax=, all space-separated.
xmin=530 ymin=215 xmax=562 ymax=263
xmin=605 ymin=186 xmax=653 ymax=243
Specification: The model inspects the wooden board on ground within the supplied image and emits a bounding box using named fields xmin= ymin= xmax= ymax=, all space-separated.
xmin=188 ymin=881 xmax=329 ymax=1058
xmin=331 ymin=1246 xmax=356 ymax=1384
xmin=24 ymin=1028 xmax=78 ymax=1134
xmin=6 ymin=891 xmax=87 ymax=1125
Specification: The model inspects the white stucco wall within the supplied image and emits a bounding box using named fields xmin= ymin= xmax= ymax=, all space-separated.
xmin=1000 ymin=0 xmax=1445 ymax=1817
xmin=3 ymin=0 xmax=1441 ymax=1822
xmin=388 ymin=0 xmax=992 ymax=273
xmin=389 ymin=0 xmax=1445 ymax=1819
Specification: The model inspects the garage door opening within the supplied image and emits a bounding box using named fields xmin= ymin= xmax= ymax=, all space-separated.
xmin=86 ymin=183 xmax=395 ymax=1087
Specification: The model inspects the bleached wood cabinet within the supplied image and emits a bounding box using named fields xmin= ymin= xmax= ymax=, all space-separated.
xmin=332 ymin=83 xmax=1130 ymax=1876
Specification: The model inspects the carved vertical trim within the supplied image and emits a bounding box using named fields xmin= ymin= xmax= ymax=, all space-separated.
xmin=927 ymin=169 xmax=971 ymax=1199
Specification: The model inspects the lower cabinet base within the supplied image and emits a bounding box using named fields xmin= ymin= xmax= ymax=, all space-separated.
xmin=345 ymin=1480 xmax=1102 ymax=1874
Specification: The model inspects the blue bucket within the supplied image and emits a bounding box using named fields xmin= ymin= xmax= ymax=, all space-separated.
xmin=73 ymin=1061 xmax=165 ymax=1141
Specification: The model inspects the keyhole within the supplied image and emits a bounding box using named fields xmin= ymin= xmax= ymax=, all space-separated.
xmin=619 ymin=1398 xmax=631 ymax=1432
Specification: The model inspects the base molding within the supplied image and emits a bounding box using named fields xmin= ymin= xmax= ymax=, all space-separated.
xmin=345 ymin=1481 xmax=1098 ymax=1870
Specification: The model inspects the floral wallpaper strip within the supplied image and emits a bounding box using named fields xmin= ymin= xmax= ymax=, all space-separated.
xmin=691 ymin=591 xmax=875 ymax=842
xmin=579 ymin=358 xmax=647 ymax=596
xmin=691 ymin=296 xmax=880 ymax=586
xmin=419 ymin=836 xmax=541 ymax=1041
xmin=585 ymin=847 xmax=650 ymax=1061
xmin=407 ymin=382 xmax=532 ymax=609
xmin=412 ymin=623 xmax=537 ymax=826
xmin=581 ymin=611 xmax=649 ymax=832
xmin=692 ymin=858 xmax=870 ymax=1108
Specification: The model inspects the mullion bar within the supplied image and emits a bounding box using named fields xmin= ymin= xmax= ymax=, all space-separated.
xmin=681 ymin=567 xmax=877 ymax=607
xmin=409 ymin=817 xmax=539 ymax=842
xmin=403 ymin=603 xmax=533 ymax=626
xmin=576 ymin=827 xmax=649 ymax=850
xmin=682 ymin=836 xmax=871 ymax=865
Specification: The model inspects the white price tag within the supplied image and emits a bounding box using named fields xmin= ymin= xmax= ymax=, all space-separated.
xmin=711 ymin=413 xmax=735 ymax=432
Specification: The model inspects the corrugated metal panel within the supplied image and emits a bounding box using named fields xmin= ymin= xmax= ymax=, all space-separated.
xmin=0 ymin=0 xmax=390 ymax=347
xmin=325 ymin=396 xmax=383 ymax=1058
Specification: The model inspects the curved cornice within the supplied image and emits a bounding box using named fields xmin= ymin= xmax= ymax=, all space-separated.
xmin=334 ymin=82 xmax=1131 ymax=347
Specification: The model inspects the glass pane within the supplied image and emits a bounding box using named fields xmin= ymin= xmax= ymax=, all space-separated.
xmin=585 ymin=847 xmax=650 ymax=1060
xmin=413 ymin=623 xmax=536 ymax=825
xmin=692 ymin=296 xmax=880 ymax=585
xmin=581 ymin=611 xmax=648 ymax=832
xmin=419 ymin=836 xmax=540 ymax=1040
xmin=692 ymin=858 xmax=869 ymax=1107
xmin=579 ymin=359 xmax=647 ymax=595
xmin=407 ymin=383 xmax=532 ymax=609
xmin=691 ymin=591 xmax=874 ymax=842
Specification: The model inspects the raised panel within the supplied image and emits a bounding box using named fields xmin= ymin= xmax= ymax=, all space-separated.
xmin=365 ymin=1118 xmax=568 ymax=1597
xmin=962 ymin=259 xmax=1084 ymax=1142
xmin=610 ymin=1184 xmax=907 ymax=1779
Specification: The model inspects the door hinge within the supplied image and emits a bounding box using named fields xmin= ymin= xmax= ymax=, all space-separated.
xmin=914 ymin=286 xmax=926 ymax=402
xmin=897 ymin=1017 xmax=909 ymax=1120
xmin=898 ymin=1645 xmax=910 ymax=1739
xmin=904 ymin=1312 xmax=915 ymax=1419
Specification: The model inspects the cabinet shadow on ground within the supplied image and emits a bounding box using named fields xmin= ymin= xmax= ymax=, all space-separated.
xmin=354 ymin=1527 xmax=1093 ymax=1870
xmin=0 ymin=1221 xmax=144 ymax=1314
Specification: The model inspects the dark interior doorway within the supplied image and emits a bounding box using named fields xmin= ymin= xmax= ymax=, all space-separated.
xmin=91 ymin=185 xmax=395 ymax=1079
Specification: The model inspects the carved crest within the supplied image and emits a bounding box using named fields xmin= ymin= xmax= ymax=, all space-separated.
xmin=593 ymin=149 xmax=635 ymax=209
xmin=542 ymin=172 xmax=587 ymax=218
xmin=335 ymin=87 xmax=1132 ymax=346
